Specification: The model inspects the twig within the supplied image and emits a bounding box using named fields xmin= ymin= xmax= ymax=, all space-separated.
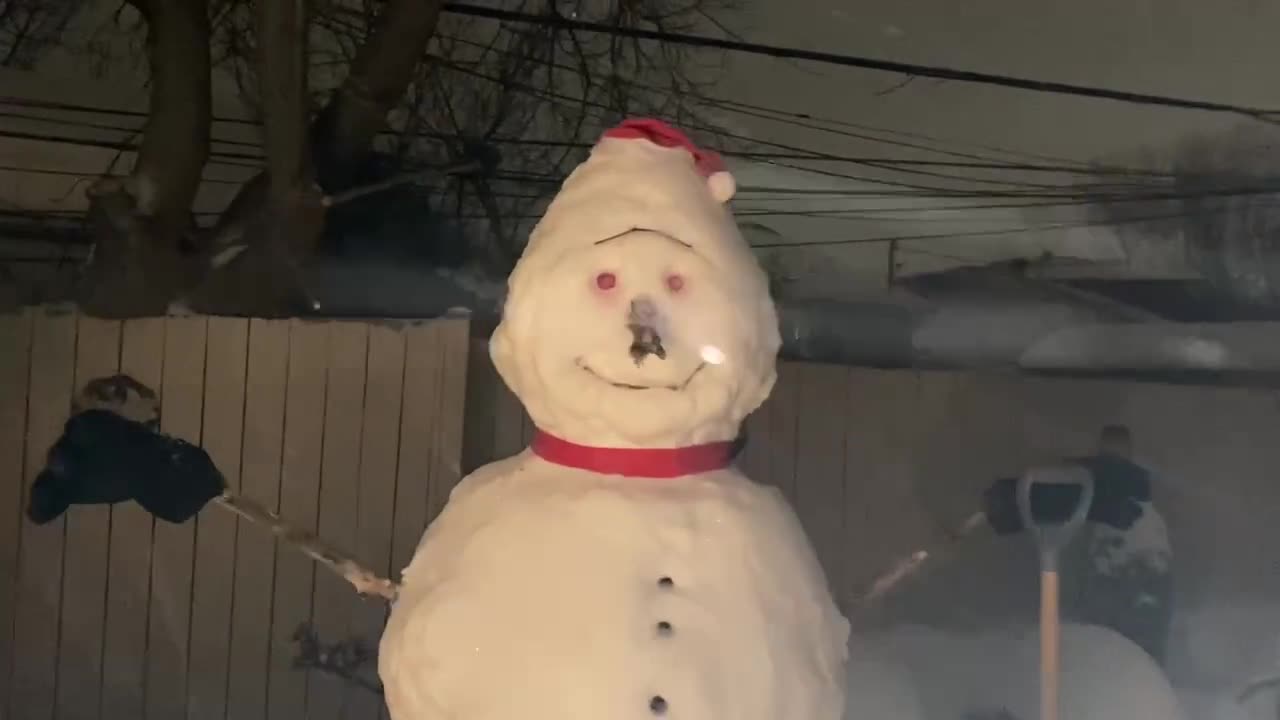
xmin=1238 ymin=673 xmax=1280 ymax=703
xmin=292 ymin=621 xmax=385 ymax=696
xmin=856 ymin=510 xmax=987 ymax=608
xmin=321 ymin=158 xmax=481 ymax=207
xmin=215 ymin=492 xmax=400 ymax=601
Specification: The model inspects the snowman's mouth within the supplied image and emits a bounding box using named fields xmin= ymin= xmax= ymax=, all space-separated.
xmin=577 ymin=360 xmax=705 ymax=391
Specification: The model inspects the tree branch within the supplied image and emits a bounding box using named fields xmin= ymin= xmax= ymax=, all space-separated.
xmin=256 ymin=0 xmax=310 ymax=198
xmin=311 ymin=0 xmax=448 ymax=189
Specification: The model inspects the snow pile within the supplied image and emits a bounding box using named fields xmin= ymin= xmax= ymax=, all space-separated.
xmin=851 ymin=623 xmax=1186 ymax=720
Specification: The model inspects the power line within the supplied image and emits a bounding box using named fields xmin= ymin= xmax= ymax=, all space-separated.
xmin=0 ymin=92 xmax=1181 ymax=194
xmin=429 ymin=27 xmax=1180 ymax=183
xmin=8 ymin=118 xmax=1279 ymax=211
xmin=427 ymin=29 xmax=1096 ymax=171
xmin=6 ymin=82 xmax=1277 ymax=223
xmin=440 ymin=2 xmax=1280 ymax=120
xmin=428 ymin=56 xmax=1097 ymax=196
xmin=748 ymin=203 xmax=1280 ymax=249
xmin=0 ymin=92 xmax=1132 ymax=197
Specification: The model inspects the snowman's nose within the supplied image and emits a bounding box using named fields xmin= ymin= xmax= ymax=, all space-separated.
xmin=627 ymin=297 xmax=666 ymax=365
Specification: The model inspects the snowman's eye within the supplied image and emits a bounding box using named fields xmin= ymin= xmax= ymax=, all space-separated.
xmin=665 ymin=274 xmax=685 ymax=293
xmin=595 ymin=272 xmax=617 ymax=290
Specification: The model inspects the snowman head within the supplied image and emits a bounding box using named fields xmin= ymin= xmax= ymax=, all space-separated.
xmin=490 ymin=119 xmax=781 ymax=448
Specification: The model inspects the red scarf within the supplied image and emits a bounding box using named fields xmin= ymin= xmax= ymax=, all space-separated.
xmin=531 ymin=429 xmax=738 ymax=479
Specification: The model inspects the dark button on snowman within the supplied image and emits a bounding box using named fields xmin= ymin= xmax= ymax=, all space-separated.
xmin=380 ymin=119 xmax=850 ymax=720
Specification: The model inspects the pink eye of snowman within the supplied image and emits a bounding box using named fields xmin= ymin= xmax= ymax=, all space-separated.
xmin=595 ymin=272 xmax=617 ymax=291
xmin=665 ymin=274 xmax=685 ymax=293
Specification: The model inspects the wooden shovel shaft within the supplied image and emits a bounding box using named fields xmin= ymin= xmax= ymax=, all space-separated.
xmin=1040 ymin=569 xmax=1060 ymax=720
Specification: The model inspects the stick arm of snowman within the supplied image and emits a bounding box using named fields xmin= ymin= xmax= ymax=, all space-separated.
xmin=215 ymin=491 xmax=399 ymax=601
xmin=855 ymin=461 xmax=1108 ymax=611
xmin=28 ymin=374 xmax=400 ymax=602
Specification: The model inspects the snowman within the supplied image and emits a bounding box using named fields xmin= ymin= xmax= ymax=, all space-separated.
xmin=379 ymin=118 xmax=850 ymax=720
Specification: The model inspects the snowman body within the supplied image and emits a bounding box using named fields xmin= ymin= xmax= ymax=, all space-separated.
xmin=380 ymin=118 xmax=849 ymax=720
xmin=380 ymin=451 xmax=848 ymax=720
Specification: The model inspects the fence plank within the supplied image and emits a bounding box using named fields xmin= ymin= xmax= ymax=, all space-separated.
xmin=187 ymin=317 xmax=248 ymax=720
xmin=738 ymin=404 xmax=772 ymax=486
xmin=460 ymin=337 xmax=497 ymax=476
xmin=767 ymin=362 xmax=802 ymax=506
xmin=101 ymin=317 xmax=164 ymax=719
xmin=429 ymin=318 xmax=470 ymax=522
xmin=226 ymin=319 xmax=289 ymax=720
xmin=0 ymin=309 xmax=33 ymax=715
xmin=792 ymin=363 xmax=849 ymax=601
xmin=307 ymin=321 xmax=369 ymax=720
xmin=391 ymin=323 xmax=442 ymax=576
xmin=345 ymin=324 xmax=406 ymax=720
xmin=842 ymin=369 xmax=927 ymax=619
xmin=266 ymin=320 xmax=329 ymax=720
xmin=146 ymin=315 xmax=207 ymax=720
xmin=10 ymin=309 xmax=76 ymax=720
xmin=55 ymin=316 xmax=121 ymax=720
xmin=902 ymin=371 xmax=1037 ymax=626
xmin=491 ymin=372 xmax=525 ymax=461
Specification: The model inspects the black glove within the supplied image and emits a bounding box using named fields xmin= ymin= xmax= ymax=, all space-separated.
xmin=1078 ymin=455 xmax=1151 ymax=531
xmin=28 ymin=409 xmax=226 ymax=525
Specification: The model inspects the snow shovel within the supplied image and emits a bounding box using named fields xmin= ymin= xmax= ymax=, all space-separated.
xmin=1016 ymin=464 xmax=1094 ymax=720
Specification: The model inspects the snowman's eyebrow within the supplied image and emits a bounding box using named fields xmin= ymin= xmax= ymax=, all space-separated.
xmin=594 ymin=227 xmax=692 ymax=249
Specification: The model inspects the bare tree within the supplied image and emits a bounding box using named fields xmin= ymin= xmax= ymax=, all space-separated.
xmin=1087 ymin=123 xmax=1280 ymax=311
xmin=79 ymin=0 xmax=211 ymax=317
xmin=74 ymin=0 xmax=733 ymax=317
xmin=0 ymin=0 xmax=86 ymax=68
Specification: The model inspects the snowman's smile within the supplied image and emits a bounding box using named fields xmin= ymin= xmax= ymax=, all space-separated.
xmin=577 ymin=360 xmax=705 ymax=391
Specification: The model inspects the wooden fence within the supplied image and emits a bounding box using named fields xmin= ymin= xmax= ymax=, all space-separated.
xmin=464 ymin=338 xmax=1280 ymax=632
xmin=3 ymin=311 xmax=1278 ymax=719
xmin=0 ymin=308 xmax=469 ymax=720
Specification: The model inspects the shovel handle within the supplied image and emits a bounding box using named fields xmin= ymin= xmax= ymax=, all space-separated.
xmin=1016 ymin=464 xmax=1095 ymax=569
xmin=1041 ymin=569 xmax=1061 ymax=720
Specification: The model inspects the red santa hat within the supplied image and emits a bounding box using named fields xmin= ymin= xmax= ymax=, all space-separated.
xmin=598 ymin=118 xmax=728 ymax=178
xmin=595 ymin=118 xmax=735 ymax=203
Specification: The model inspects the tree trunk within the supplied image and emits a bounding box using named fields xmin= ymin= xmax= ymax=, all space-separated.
xmin=184 ymin=0 xmax=325 ymax=315
xmin=309 ymin=0 xmax=448 ymax=191
xmin=185 ymin=0 xmax=447 ymax=316
xmin=79 ymin=0 xmax=211 ymax=318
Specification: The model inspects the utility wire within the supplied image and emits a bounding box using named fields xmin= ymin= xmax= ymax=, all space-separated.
xmin=440 ymin=2 xmax=1280 ymax=121
xmin=427 ymin=56 xmax=1106 ymax=196
xmin=426 ymin=57 xmax=1280 ymax=205
xmin=0 ymin=89 xmax=1190 ymax=200
xmin=0 ymin=95 xmax=1139 ymax=197
xmin=425 ymin=27 xmax=1177 ymax=188
xmin=8 ymin=125 xmax=1280 ymax=212
xmin=428 ymin=28 xmax=1100 ymax=171
xmin=0 ymin=93 xmax=1152 ymax=183
xmin=748 ymin=203 xmax=1280 ymax=249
